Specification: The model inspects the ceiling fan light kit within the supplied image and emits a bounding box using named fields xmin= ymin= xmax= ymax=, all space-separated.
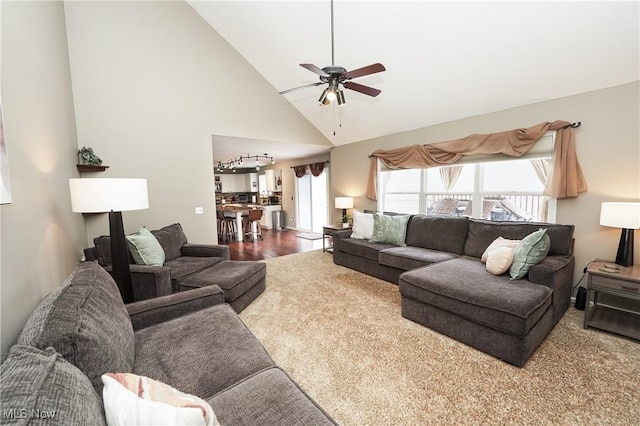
xmin=279 ymin=0 xmax=385 ymax=107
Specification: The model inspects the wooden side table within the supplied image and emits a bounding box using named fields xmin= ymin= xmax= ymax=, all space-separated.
xmin=583 ymin=260 xmax=640 ymax=341
xmin=322 ymin=224 xmax=351 ymax=253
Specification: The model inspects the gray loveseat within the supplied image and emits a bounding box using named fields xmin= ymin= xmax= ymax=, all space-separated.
xmin=0 ymin=261 xmax=335 ymax=425
xmin=333 ymin=215 xmax=575 ymax=366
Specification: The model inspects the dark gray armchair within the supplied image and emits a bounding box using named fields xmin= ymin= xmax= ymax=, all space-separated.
xmin=84 ymin=223 xmax=229 ymax=301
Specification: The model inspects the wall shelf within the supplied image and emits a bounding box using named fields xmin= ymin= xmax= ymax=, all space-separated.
xmin=77 ymin=164 xmax=109 ymax=173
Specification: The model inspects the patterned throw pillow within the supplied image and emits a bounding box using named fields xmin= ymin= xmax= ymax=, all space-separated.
xmin=369 ymin=213 xmax=410 ymax=246
xmin=102 ymin=373 xmax=219 ymax=426
xmin=509 ymin=228 xmax=551 ymax=280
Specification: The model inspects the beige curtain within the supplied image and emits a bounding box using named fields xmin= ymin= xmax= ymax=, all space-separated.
xmin=439 ymin=165 xmax=463 ymax=191
xmin=366 ymin=120 xmax=588 ymax=200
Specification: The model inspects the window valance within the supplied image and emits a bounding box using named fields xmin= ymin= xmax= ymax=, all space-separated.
xmin=366 ymin=120 xmax=587 ymax=200
xmin=291 ymin=161 xmax=329 ymax=178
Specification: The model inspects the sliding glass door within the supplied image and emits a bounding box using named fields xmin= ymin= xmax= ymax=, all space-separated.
xmin=296 ymin=169 xmax=328 ymax=233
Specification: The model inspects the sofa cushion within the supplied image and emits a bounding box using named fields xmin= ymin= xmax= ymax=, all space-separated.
xmin=509 ymin=229 xmax=551 ymax=280
xmin=369 ymin=213 xmax=410 ymax=246
xmin=133 ymin=304 xmax=275 ymax=400
xmin=0 ymin=345 xmax=106 ymax=425
xmin=164 ymin=256 xmax=225 ymax=291
xmin=152 ymin=223 xmax=188 ymax=261
xmin=209 ymin=367 xmax=335 ymax=425
xmin=18 ymin=261 xmax=135 ymax=395
xmin=399 ymin=257 xmax=552 ymax=337
xmin=405 ymin=215 xmax=469 ymax=254
xmin=339 ymin=238 xmax=396 ymax=262
xmin=379 ymin=246 xmax=458 ymax=271
xmin=463 ymin=219 xmax=574 ymax=258
xmin=126 ymin=227 xmax=166 ymax=266
xmin=93 ymin=235 xmax=113 ymax=266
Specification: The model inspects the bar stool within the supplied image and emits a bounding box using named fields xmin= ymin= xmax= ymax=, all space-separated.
xmin=243 ymin=209 xmax=263 ymax=241
xmin=217 ymin=209 xmax=237 ymax=241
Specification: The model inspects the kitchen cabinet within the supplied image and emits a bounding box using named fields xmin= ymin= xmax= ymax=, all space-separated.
xmin=274 ymin=169 xmax=282 ymax=192
xmin=265 ymin=169 xmax=282 ymax=192
xmin=248 ymin=173 xmax=258 ymax=192
xmin=219 ymin=174 xmax=232 ymax=192
xmin=219 ymin=173 xmax=258 ymax=193
xmin=258 ymin=205 xmax=282 ymax=229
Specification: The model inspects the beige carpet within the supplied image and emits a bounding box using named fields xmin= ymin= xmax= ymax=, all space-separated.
xmin=239 ymin=250 xmax=640 ymax=425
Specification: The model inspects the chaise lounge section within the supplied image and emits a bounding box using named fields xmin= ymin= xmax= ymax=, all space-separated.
xmin=333 ymin=214 xmax=575 ymax=366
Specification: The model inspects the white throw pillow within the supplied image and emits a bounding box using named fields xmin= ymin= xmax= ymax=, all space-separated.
xmin=481 ymin=237 xmax=521 ymax=263
xmin=485 ymin=246 xmax=515 ymax=275
xmin=102 ymin=373 xmax=219 ymax=426
xmin=350 ymin=211 xmax=375 ymax=240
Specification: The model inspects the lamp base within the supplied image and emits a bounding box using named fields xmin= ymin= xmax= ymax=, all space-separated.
xmin=109 ymin=211 xmax=134 ymax=303
xmin=614 ymin=228 xmax=634 ymax=267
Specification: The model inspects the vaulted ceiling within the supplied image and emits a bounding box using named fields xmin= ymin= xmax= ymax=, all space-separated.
xmin=191 ymin=1 xmax=639 ymax=162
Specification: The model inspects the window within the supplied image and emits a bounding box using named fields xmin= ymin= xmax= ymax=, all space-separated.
xmin=379 ymin=132 xmax=556 ymax=222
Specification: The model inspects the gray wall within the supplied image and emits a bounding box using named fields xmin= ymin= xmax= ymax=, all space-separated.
xmin=0 ymin=1 xmax=87 ymax=358
xmin=63 ymin=1 xmax=332 ymax=244
xmin=330 ymin=82 xmax=640 ymax=282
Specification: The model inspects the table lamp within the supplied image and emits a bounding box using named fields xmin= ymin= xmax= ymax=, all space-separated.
xmin=599 ymin=202 xmax=640 ymax=267
xmin=69 ymin=178 xmax=149 ymax=302
xmin=335 ymin=197 xmax=354 ymax=227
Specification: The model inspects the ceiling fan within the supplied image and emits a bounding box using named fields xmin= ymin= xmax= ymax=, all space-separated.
xmin=278 ymin=0 xmax=386 ymax=106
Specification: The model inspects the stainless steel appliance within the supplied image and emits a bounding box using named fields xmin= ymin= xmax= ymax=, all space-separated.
xmin=238 ymin=194 xmax=249 ymax=203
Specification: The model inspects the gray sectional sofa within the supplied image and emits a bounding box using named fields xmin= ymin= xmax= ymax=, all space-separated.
xmin=0 ymin=261 xmax=336 ymax=425
xmin=333 ymin=215 xmax=575 ymax=367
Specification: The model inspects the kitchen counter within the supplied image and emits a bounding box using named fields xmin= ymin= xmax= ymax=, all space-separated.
xmin=217 ymin=204 xmax=282 ymax=230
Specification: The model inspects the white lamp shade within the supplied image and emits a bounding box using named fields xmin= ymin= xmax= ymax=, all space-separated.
xmin=335 ymin=197 xmax=354 ymax=209
xmin=69 ymin=178 xmax=149 ymax=213
xmin=600 ymin=202 xmax=640 ymax=229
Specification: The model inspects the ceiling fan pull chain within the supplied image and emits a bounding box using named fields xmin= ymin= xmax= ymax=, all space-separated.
xmin=333 ymin=103 xmax=336 ymax=136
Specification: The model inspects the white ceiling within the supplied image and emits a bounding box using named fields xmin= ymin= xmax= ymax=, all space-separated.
xmin=192 ymin=1 xmax=639 ymax=163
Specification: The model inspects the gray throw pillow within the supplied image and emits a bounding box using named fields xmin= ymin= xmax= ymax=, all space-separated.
xmin=509 ymin=228 xmax=551 ymax=280
xmin=0 ymin=345 xmax=106 ymax=425
xmin=369 ymin=213 xmax=410 ymax=246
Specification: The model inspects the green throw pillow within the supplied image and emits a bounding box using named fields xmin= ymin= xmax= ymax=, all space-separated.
xmin=369 ymin=213 xmax=410 ymax=246
xmin=509 ymin=228 xmax=550 ymax=280
xmin=126 ymin=227 xmax=166 ymax=266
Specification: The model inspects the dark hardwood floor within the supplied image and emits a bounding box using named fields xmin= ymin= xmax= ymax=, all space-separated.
xmin=218 ymin=229 xmax=326 ymax=261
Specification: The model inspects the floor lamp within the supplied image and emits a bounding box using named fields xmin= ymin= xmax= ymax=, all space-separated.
xmin=69 ymin=178 xmax=149 ymax=303
xmin=599 ymin=202 xmax=640 ymax=267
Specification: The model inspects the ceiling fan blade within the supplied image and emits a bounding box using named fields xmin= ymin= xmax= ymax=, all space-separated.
xmin=343 ymin=81 xmax=381 ymax=97
xmin=279 ymin=82 xmax=324 ymax=95
xmin=300 ymin=63 xmax=330 ymax=78
xmin=343 ymin=63 xmax=386 ymax=80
